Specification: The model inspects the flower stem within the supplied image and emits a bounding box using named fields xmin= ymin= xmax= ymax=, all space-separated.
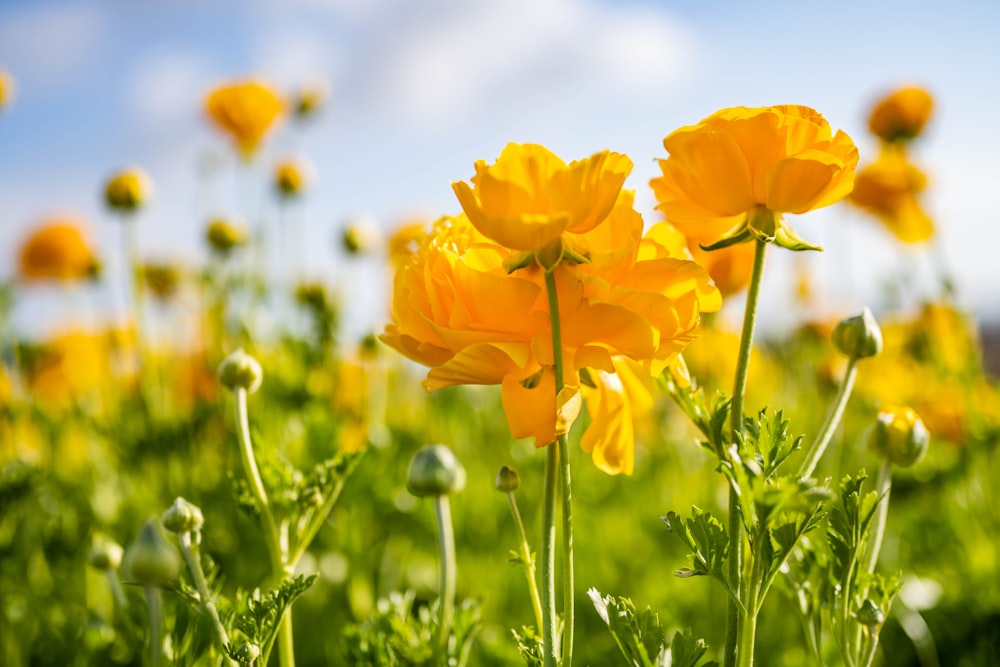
xmin=544 ymin=268 xmax=574 ymax=666
xmin=507 ymin=491 xmax=544 ymax=633
xmin=727 ymin=237 xmax=767 ymax=667
xmin=179 ymin=532 xmax=233 ymax=661
xmin=232 ymin=388 xmax=295 ymax=667
xmin=106 ymin=569 xmax=129 ymax=611
xmin=122 ymin=212 xmax=145 ymax=374
xmin=864 ymin=460 xmax=893 ymax=576
xmin=799 ymin=356 xmax=859 ymax=479
xmin=540 ymin=443 xmax=559 ymax=667
xmin=145 ymin=584 xmax=163 ymax=667
xmin=434 ymin=495 xmax=457 ymax=659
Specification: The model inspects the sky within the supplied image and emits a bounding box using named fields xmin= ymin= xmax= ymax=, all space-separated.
xmin=2 ymin=0 xmax=1000 ymax=341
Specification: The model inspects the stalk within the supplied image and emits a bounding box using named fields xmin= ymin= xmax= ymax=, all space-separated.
xmin=145 ymin=585 xmax=163 ymax=667
xmin=540 ymin=440 xmax=559 ymax=666
xmin=507 ymin=490 xmax=544 ymax=633
xmin=434 ymin=495 xmax=457 ymax=658
xmin=178 ymin=532 xmax=233 ymax=660
xmin=798 ymin=357 xmax=859 ymax=479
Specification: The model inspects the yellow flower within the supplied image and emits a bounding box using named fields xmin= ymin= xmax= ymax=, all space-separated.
xmin=849 ymin=149 xmax=933 ymax=243
xmin=18 ymin=219 xmax=100 ymax=283
xmin=274 ymin=158 xmax=311 ymax=198
xmin=294 ymin=82 xmax=328 ymax=119
xmin=205 ymin=217 xmax=248 ymax=256
xmin=23 ymin=330 xmax=113 ymax=410
xmin=142 ymin=262 xmax=181 ymax=300
xmin=388 ymin=220 xmax=430 ymax=266
xmin=105 ymin=168 xmax=152 ymax=213
xmin=205 ymin=80 xmax=284 ymax=157
xmin=651 ymin=105 xmax=858 ymax=249
xmin=650 ymin=219 xmax=756 ymax=297
xmin=0 ymin=69 xmax=14 ymax=109
xmin=452 ymin=143 xmax=632 ymax=251
xmin=579 ymin=358 xmax=655 ymax=476
xmin=868 ymin=86 xmax=934 ymax=143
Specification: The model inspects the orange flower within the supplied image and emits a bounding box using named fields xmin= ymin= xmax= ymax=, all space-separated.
xmin=868 ymin=86 xmax=934 ymax=143
xmin=849 ymin=149 xmax=933 ymax=243
xmin=18 ymin=220 xmax=100 ymax=283
xmin=23 ymin=330 xmax=113 ymax=410
xmin=205 ymin=80 xmax=284 ymax=157
xmin=452 ymin=143 xmax=632 ymax=251
xmin=651 ymin=105 xmax=858 ymax=250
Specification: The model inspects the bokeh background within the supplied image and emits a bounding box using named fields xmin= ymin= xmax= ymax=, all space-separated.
xmin=2 ymin=0 xmax=1000 ymax=344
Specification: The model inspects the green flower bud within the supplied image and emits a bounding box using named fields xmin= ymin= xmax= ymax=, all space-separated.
xmin=124 ymin=518 xmax=181 ymax=584
xmin=407 ymin=444 xmax=466 ymax=497
xmin=218 ymin=349 xmax=263 ymax=393
xmin=869 ymin=405 xmax=929 ymax=467
xmin=233 ymin=642 xmax=261 ymax=664
xmin=105 ymin=168 xmax=152 ymax=213
xmin=205 ymin=218 xmax=247 ymax=255
xmin=161 ymin=497 xmax=204 ymax=534
xmin=341 ymin=216 xmax=381 ymax=256
xmin=495 ymin=465 xmax=521 ymax=493
xmin=832 ymin=307 xmax=883 ymax=358
xmin=88 ymin=534 xmax=123 ymax=571
xmin=856 ymin=599 xmax=885 ymax=627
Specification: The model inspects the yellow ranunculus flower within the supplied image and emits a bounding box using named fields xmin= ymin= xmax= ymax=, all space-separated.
xmin=105 ymin=168 xmax=152 ymax=212
xmin=648 ymin=219 xmax=756 ymax=297
xmin=24 ymin=330 xmax=114 ymax=410
xmin=452 ymin=143 xmax=632 ymax=251
xmin=579 ymin=358 xmax=655 ymax=476
xmin=18 ymin=219 xmax=100 ymax=283
xmin=868 ymin=86 xmax=934 ymax=143
xmin=651 ymin=105 xmax=858 ymax=249
xmin=849 ymin=149 xmax=933 ymax=243
xmin=0 ymin=68 xmax=14 ymax=109
xmin=205 ymin=80 xmax=284 ymax=158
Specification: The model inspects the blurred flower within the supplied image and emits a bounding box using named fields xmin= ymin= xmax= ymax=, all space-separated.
xmin=387 ymin=220 xmax=429 ymax=266
xmin=205 ymin=217 xmax=247 ymax=256
xmin=341 ymin=216 xmax=382 ymax=256
xmin=849 ymin=149 xmax=933 ymax=243
xmin=104 ymin=168 xmax=152 ymax=213
xmin=142 ymin=262 xmax=181 ymax=300
xmin=0 ymin=68 xmax=15 ymax=110
xmin=868 ymin=86 xmax=934 ymax=143
xmin=294 ymin=81 xmax=328 ymax=120
xmin=18 ymin=220 xmax=100 ymax=283
xmin=274 ymin=158 xmax=311 ymax=198
xmin=452 ymin=143 xmax=632 ymax=251
xmin=869 ymin=405 xmax=929 ymax=467
xmin=205 ymin=80 xmax=284 ymax=158
xmin=23 ymin=329 xmax=114 ymax=410
xmin=651 ymin=105 xmax=858 ymax=250
xmin=681 ymin=321 xmax=782 ymax=400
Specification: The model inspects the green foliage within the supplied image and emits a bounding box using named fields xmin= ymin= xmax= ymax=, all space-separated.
xmin=587 ymin=588 xmax=667 ymax=666
xmin=226 ymin=574 xmax=317 ymax=665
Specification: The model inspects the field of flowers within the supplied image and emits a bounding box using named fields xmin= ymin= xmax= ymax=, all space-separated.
xmin=1 ymin=68 xmax=999 ymax=667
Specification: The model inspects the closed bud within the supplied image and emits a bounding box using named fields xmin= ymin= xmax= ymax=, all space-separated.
xmin=274 ymin=158 xmax=310 ymax=198
xmin=856 ymin=599 xmax=885 ymax=627
xmin=832 ymin=307 xmax=883 ymax=358
xmin=161 ymin=497 xmax=204 ymax=534
xmin=206 ymin=218 xmax=247 ymax=255
xmin=495 ymin=465 xmax=521 ymax=493
xmin=869 ymin=405 xmax=929 ymax=467
xmin=233 ymin=642 xmax=261 ymax=664
xmin=407 ymin=444 xmax=466 ymax=497
xmin=219 ymin=349 xmax=263 ymax=393
xmin=88 ymin=534 xmax=123 ymax=571
xmin=124 ymin=518 xmax=181 ymax=584
xmin=105 ymin=168 xmax=152 ymax=213
xmin=341 ymin=216 xmax=382 ymax=256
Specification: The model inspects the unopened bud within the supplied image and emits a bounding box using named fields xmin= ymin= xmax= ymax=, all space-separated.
xmin=856 ymin=599 xmax=885 ymax=627
xmin=274 ymin=159 xmax=310 ymax=198
xmin=341 ymin=216 xmax=382 ymax=256
xmin=233 ymin=642 xmax=261 ymax=664
xmin=206 ymin=218 xmax=247 ymax=255
xmin=219 ymin=349 xmax=263 ymax=393
xmin=832 ymin=308 xmax=883 ymax=359
xmin=869 ymin=405 xmax=929 ymax=467
xmin=407 ymin=444 xmax=466 ymax=497
xmin=88 ymin=535 xmax=123 ymax=571
xmin=495 ymin=465 xmax=521 ymax=493
xmin=162 ymin=497 xmax=204 ymax=534
xmin=105 ymin=168 xmax=152 ymax=213
xmin=124 ymin=518 xmax=181 ymax=584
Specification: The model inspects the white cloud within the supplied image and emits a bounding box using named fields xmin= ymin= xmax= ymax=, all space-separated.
xmin=0 ymin=3 xmax=107 ymax=89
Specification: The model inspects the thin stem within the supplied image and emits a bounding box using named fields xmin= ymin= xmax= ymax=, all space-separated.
xmin=232 ymin=389 xmax=294 ymax=667
xmin=726 ymin=237 xmax=767 ymax=667
xmin=434 ymin=495 xmax=457 ymax=659
xmin=288 ymin=465 xmax=355 ymax=567
xmin=798 ymin=357 xmax=859 ymax=479
xmin=145 ymin=585 xmax=163 ymax=667
xmin=179 ymin=532 xmax=234 ymax=661
xmin=544 ymin=269 xmax=574 ymax=667
xmin=540 ymin=443 xmax=559 ymax=667
xmin=122 ymin=213 xmax=145 ymax=376
xmin=864 ymin=460 xmax=893 ymax=576
xmin=507 ymin=491 xmax=544 ymax=633
xmin=106 ymin=569 xmax=129 ymax=611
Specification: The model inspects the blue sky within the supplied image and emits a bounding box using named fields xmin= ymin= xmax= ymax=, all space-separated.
xmin=2 ymin=0 xmax=999 ymax=339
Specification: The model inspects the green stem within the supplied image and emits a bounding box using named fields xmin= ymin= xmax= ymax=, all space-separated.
xmin=145 ymin=585 xmax=163 ymax=667
xmin=179 ymin=532 xmax=234 ymax=661
xmin=544 ymin=268 xmax=574 ymax=666
xmin=726 ymin=238 xmax=767 ymax=667
xmin=540 ymin=440 xmax=559 ymax=666
xmin=287 ymin=464 xmax=356 ymax=567
xmin=738 ymin=552 xmax=762 ymax=667
xmin=864 ymin=460 xmax=893 ymax=576
xmin=232 ymin=389 xmax=294 ymax=667
xmin=106 ymin=569 xmax=129 ymax=611
xmin=434 ymin=495 xmax=457 ymax=660
xmin=507 ymin=491 xmax=544 ymax=633
xmin=122 ymin=213 xmax=145 ymax=375
xmin=798 ymin=356 xmax=859 ymax=479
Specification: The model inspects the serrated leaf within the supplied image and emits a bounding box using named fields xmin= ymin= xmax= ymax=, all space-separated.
xmin=588 ymin=589 xmax=667 ymax=667
xmin=667 ymin=629 xmax=716 ymax=667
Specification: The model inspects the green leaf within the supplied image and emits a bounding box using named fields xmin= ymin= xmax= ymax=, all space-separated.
xmin=668 ymin=628 xmax=718 ymax=667
xmin=588 ymin=589 xmax=667 ymax=667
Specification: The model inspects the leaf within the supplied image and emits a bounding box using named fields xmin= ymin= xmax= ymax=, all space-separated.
xmin=662 ymin=508 xmax=741 ymax=608
xmin=666 ymin=629 xmax=718 ymax=667
xmin=588 ymin=588 xmax=667 ymax=667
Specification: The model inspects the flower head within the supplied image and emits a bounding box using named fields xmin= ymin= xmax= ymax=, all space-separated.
xmin=868 ymin=86 xmax=934 ymax=143
xmin=452 ymin=143 xmax=632 ymax=251
xmin=205 ymin=217 xmax=248 ymax=256
xmin=849 ymin=149 xmax=933 ymax=243
xmin=651 ymin=105 xmax=858 ymax=250
xmin=105 ymin=168 xmax=152 ymax=213
xmin=274 ymin=158 xmax=311 ymax=198
xmin=18 ymin=220 xmax=100 ymax=283
xmin=0 ymin=69 xmax=15 ymax=110
xmin=205 ymin=80 xmax=284 ymax=157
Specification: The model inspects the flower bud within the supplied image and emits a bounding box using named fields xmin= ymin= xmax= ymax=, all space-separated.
xmin=495 ymin=465 xmax=521 ymax=493
xmin=341 ymin=216 xmax=382 ymax=256
xmin=218 ymin=349 xmax=263 ymax=393
xmin=104 ymin=168 xmax=152 ymax=213
xmin=124 ymin=518 xmax=181 ymax=584
xmin=856 ymin=599 xmax=885 ymax=627
xmin=161 ymin=497 xmax=204 ymax=534
xmin=206 ymin=218 xmax=247 ymax=255
xmin=832 ymin=308 xmax=882 ymax=359
xmin=868 ymin=86 xmax=934 ymax=143
xmin=274 ymin=159 xmax=310 ymax=198
xmin=88 ymin=534 xmax=123 ymax=571
xmin=233 ymin=642 xmax=261 ymax=664
xmin=869 ymin=405 xmax=929 ymax=467
xmin=407 ymin=444 xmax=466 ymax=497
